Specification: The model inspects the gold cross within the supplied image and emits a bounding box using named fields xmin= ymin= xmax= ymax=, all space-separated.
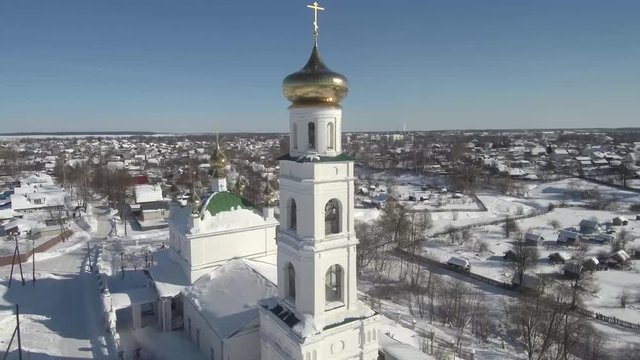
xmin=307 ymin=1 xmax=325 ymax=44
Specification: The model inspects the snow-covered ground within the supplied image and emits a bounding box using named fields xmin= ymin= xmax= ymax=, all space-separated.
xmin=0 ymin=203 xmax=112 ymax=358
xmin=355 ymin=177 xmax=640 ymax=357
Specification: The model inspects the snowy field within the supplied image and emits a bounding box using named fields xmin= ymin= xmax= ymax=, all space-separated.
xmin=355 ymin=176 xmax=640 ymax=356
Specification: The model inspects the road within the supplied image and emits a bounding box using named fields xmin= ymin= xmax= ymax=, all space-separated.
xmin=0 ymin=205 xmax=113 ymax=359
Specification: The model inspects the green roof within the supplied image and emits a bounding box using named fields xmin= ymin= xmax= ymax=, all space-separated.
xmin=204 ymin=191 xmax=254 ymax=217
xmin=277 ymin=152 xmax=355 ymax=163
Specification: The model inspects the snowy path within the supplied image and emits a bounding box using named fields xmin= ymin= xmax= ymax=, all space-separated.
xmin=0 ymin=205 xmax=113 ymax=359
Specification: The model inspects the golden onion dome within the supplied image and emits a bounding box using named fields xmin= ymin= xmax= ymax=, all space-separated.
xmin=282 ymin=44 xmax=348 ymax=105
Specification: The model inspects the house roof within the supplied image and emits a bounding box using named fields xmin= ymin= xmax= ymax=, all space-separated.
xmin=525 ymin=233 xmax=543 ymax=242
xmin=204 ymin=191 xmax=253 ymax=217
xmin=579 ymin=219 xmax=599 ymax=228
xmin=134 ymin=185 xmax=163 ymax=204
xmin=512 ymin=273 xmax=541 ymax=289
xmin=148 ymin=249 xmax=191 ymax=298
xmin=140 ymin=201 xmax=169 ymax=211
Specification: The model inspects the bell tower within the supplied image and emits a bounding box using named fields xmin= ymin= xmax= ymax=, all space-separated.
xmin=259 ymin=2 xmax=380 ymax=360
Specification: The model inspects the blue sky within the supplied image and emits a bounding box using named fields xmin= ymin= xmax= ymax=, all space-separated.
xmin=1 ymin=0 xmax=639 ymax=133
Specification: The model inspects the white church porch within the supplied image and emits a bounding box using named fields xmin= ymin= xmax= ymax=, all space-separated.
xmin=148 ymin=249 xmax=191 ymax=332
xmin=108 ymin=270 xmax=159 ymax=332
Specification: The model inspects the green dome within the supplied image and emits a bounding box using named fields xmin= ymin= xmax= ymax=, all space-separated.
xmin=205 ymin=192 xmax=253 ymax=217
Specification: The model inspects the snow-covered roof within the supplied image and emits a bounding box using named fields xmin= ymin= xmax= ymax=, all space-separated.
xmin=0 ymin=209 xmax=13 ymax=220
xmin=134 ymin=185 xmax=163 ymax=204
xmin=382 ymin=343 xmax=430 ymax=360
xmin=169 ymin=192 xmax=275 ymax=236
xmin=182 ymin=259 xmax=277 ymax=339
xmin=557 ymin=230 xmax=581 ymax=242
xmin=2 ymin=217 xmax=46 ymax=233
xmin=612 ymin=250 xmax=630 ymax=262
xmin=447 ymin=257 xmax=469 ymax=267
xmin=579 ymin=219 xmax=599 ymax=228
xmin=20 ymin=173 xmax=54 ymax=185
xmin=111 ymin=287 xmax=158 ymax=310
xmin=549 ymin=251 xmax=572 ymax=261
xmin=148 ymin=249 xmax=191 ymax=298
xmin=10 ymin=191 xmax=65 ymax=211
xmin=525 ymin=233 xmax=543 ymax=242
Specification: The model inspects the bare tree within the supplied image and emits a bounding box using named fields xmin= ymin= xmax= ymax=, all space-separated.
xmin=458 ymin=228 xmax=472 ymax=246
xmin=508 ymin=289 xmax=569 ymax=360
xmin=47 ymin=201 xmax=68 ymax=241
xmin=0 ymin=148 xmax=20 ymax=179
xmin=406 ymin=211 xmax=431 ymax=253
xmin=503 ymin=217 xmax=519 ymax=238
xmin=548 ymin=219 xmax=562 ymax=230
xmin=567 ymin=245 xmax=599 ymax=309
xmin=510 ymin=235 xmax=539 ymax=286
xmin=611 ymin=228 xmax=631 ymax=252
xmin=380 ymin=201 xmax=410 ymax=247
xmin=355 ymin=219 xmax=393 ymax=275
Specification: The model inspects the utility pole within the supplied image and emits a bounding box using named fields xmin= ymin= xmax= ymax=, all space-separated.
xmin=123 ymin=204 xmax=128 ymax=237
xmin=9 ymin=233 xmax=25 ymax=287
xmin=32 ymin=236 xmax=35 ymax=286
xmin=87 ymin=242 xmax=92 ymax=271
xmin=16 ymin=304 xmax=23 ymax=360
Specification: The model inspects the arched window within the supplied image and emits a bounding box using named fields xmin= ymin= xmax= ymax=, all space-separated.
xmin=290 ymin=199 xmax=297 ymax=231
xmin=325 ymin=264 xmax=344 ymax=306
xmin=308 ymin=122 xmax=316 ymax=149
xmin=286 ymin=263 xmax=296 ymax=301
xmin=324 ymin=199 xmax=340 ymax=235
xmin=292 ymin=124 xmax=298 ymax=149
xmin=327 ymin=122 xmax=335 ymax=149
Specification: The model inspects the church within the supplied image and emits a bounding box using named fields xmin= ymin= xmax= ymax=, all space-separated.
xmin=157 ymin=2 xmax=381 ymax=359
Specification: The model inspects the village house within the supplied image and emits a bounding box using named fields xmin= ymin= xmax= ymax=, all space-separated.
xmin=578 ymin=219 xmax=601 ymax=234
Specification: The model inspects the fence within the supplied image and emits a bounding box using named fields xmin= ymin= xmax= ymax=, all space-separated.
xmin=574 ymin=306 xmax=640 ymax=331
xmin=0 ymin=230 xmax=73 ymax=266
xmin=574 ymin=175 xmax=640 ymax=194
xmin=430 ymin=209 xmax=549 ymax=237
xmin=393 ymin=248 xmax=515 ymax=291
xmin=394 ymin=248 xmax=640 ymax=333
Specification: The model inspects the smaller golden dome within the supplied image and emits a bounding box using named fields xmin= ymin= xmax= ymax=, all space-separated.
xmin=210 ymin=143 xmax=227 ymax=177
xmin=190 ymin=188 xmax=201 ymax=215
xmin=233 ymin=177 xmax=245 ymax=195
xmin=263 ymin=180 xmax=275 ymax=206
xmin=282 ymin=44 xmax=349 ymax=105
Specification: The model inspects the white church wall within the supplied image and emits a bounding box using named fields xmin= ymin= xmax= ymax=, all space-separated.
xmin=260 ymin=307 xmax=380 ymax=360
xmin=183 ymin=296 xmax=222 ymax=360
xmin=170 ymin=219 xmax=277 ymax=283
xmin=223 ymin=326 xmax=261 ymax=360
xmin=289 ymin=106 xmax=342 ymax=157
xmin=279 ymin=161 xmax=354 ymax=240
xmin=188 ymin=224 xmax=277 ymax=282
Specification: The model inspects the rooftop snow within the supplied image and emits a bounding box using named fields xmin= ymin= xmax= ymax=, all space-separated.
xmin=148 ymin=249 xmax=191 ymax=298
xmin=134 ymin=185 xmax=163 ymax=204
xmin=182 ymin=259 xmax=277 ymax=339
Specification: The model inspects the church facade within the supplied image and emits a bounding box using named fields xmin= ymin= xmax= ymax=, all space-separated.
xmin=160 ymin=2 xmax=380 ymax=359
xmin=258 ymin=3 xmax=381 ymax=358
